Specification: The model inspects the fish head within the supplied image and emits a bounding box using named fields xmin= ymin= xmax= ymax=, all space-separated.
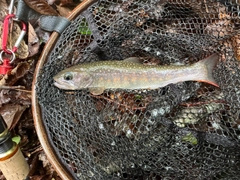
xmin=53 ymin=69 xmax=92 ymax=90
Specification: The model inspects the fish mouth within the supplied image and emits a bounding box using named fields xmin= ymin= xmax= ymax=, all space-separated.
xmin=54 ymin=81 xmax=70 ymax=90
xmin=53 ymin=80 xmax=78 ymax=90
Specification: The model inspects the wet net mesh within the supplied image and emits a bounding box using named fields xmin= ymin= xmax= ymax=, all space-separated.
xmin=36 ymin=0 xmax=240 ymax=179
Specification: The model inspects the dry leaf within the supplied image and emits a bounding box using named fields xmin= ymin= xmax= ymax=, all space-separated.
xmin=29 ymin=175 xmax=52 ymax=180
xmin=28 ymin=23 xmax=40 ymax=57
xmin=232 ymin=35 xmax=240 ymax=61
xmin=56 ymin=5 xmax=72 ymax=17
xmin=58 ymin=0 xmax=74 ymax=7
xmin=47 ymin=0 xmax=56 ymax=5
xmin=0 ymin=90 xmax=11 ymax=106
xmin=205 ymin=14 xmax=234 ymax=38
xmin=23 ymin=0 xmax=59 ymax=16
xmin=0 ymin=103 xmax=28 ymax=129
xmin=0 ymin=0 xmax=8 ymax=21
xmin=0 ymin=89 xmax=31 ymax=107
xmin=34 ymin=26 xmax=51 ymax=44
xmin=38 ymin=152 xmax=58 ymax=175
xmin=0 ymin=62 xmax=30 ymax=86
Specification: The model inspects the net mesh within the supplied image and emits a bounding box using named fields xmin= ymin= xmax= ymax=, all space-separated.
xmin=36 ymin=0 xmax=240 ymax=179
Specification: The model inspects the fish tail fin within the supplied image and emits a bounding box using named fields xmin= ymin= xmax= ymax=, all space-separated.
xmin=196 ymin=54 xmax=219 ymax=87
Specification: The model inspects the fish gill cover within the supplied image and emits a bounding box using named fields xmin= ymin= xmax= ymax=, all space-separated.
xmin=37 ymin=0 xmax=240 ymax=179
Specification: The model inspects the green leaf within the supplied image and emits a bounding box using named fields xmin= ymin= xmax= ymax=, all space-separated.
xmin=134 ymin=94 xmax=143 ymax=100
xmin=79 ymin=18 xmax=92 ymax=35
xmin=182 ymin=133 xmax=198 ymax=145
xmin=12 ymin=135 xmax=21 ymax=144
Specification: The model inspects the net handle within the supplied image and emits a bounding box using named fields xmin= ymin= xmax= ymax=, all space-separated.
xmin=32 ymin=0 xmax=98 ymax=179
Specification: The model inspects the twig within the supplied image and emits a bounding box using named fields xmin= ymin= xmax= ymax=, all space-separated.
xmin=204 ymin=0 xmax=209 ymax=13
xmin=0 ymin=85 xmax=31 ymax=93
xmin=0 ymin=85 xmax=25 ymax=89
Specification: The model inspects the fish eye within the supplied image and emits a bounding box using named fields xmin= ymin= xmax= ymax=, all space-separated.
xmin=64 ymin=72 xmax=73 ymax=81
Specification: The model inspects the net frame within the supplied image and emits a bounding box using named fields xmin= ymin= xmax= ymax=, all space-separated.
xmin=32 ymin=0 xmax=240 ymax=179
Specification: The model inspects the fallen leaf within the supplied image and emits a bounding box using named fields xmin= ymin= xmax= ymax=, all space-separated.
xmin=0 ymin=103 xmax=28 ymax=129
xmin=34 ymin=26 xmax=51 ymax=44
xmin=0 ymin=62 xmax=30 ymax=86
xmin=12 ymin=135 xmax=21 ymax=144
xmin=28 ymin=23 xmax=40 ymax=57
xmin=38 ymin=152 xmax=58 ymax=175
xmin=205 ymin=14 xmax=234 ymax=38
xmin=232 ymin=34 xmax=240 ymax=61
xmin=23 ymin=0 xmax=59 ymax=16
xmin=58 ymin=0 xmax=74 ymax=7
xmin=56 ymin=5 xmax=72 ymax=17
xmin=0 ymin=89 xmax=31 ymax=107
xmin=0 ymin=0 xmax=8 ymax=21
xmin=47 ymin=0 xmax=56 ymax=5
xmin=29 ymin=175 xmax=52 ymax=180
xmin=0 ymin=90 xmax=11 ymax=106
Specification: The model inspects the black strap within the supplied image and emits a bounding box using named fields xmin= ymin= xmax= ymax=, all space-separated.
xmin=16 ymin=0 xmax=71 ymax=34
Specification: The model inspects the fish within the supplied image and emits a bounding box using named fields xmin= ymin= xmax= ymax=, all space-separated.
xmin=53 ymin=54 xmax=219 ymax=95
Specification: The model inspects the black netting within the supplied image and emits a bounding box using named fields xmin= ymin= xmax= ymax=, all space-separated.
xmin=36 ymin=0 xmax=240 ymax=179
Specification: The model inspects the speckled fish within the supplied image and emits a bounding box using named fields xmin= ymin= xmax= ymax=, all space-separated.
xmin=53 ymin=54 xmax=219 ymax=95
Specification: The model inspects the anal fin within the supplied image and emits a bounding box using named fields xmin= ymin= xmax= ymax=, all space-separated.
xmin=123 ymin=57 xmax=141 ymax=63
xmin=89 ymin=87 xmax=105 ymax=95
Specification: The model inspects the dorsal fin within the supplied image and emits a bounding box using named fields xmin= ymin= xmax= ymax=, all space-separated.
xmin=123 ymin=57 xmax=141 ymax=63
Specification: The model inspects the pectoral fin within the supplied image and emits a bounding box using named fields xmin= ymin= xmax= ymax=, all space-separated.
xmin=123 ymin=57 xmax=141 ymax=63
xmin=89 ymin=87 xmax=105 ymax=95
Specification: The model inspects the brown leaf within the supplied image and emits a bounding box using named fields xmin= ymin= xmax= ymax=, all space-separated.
xmin=34 ymin=27 xmax=51 ymax=44
xmin=0 ymin=0 xmax=8 ymax=21
xmin=28 ymin=151 xmax=42 ymax=176
xmin=232 ymin=35 xmax=240 ymax=61
xmin=0 ymin=62 xmax=30 ymax=86
xmin=0 ymin=103 xmax=28 ymax=129
xmin=56 ymin=5 xmax=72 ymax=17
xmin=38 ymin=152 xmax=59 ymax=175
xmin=0 ymin=89 xmax=31 ymax=107
xmin=28 ymin=23 xmax=40 ymax=57
xmin=0 ymin=90 xmax=11 ymax=105
xmin=58 ymin=0 xmax=74 ymax=7
xmin=47 ymin=0 xmax=56 ymax=5
xmin=29 ymin=175 xmax=52 ymax=180
xmin=23 ymin=0 xmax=58 ymax=16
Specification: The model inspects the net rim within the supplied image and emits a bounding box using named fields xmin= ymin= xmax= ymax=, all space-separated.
xmin=32 ymin=0 xmax=98 ymax=179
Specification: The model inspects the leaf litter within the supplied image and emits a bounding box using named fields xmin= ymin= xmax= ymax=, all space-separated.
xmin=0 ymin=0 xmax=80 ymax=179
